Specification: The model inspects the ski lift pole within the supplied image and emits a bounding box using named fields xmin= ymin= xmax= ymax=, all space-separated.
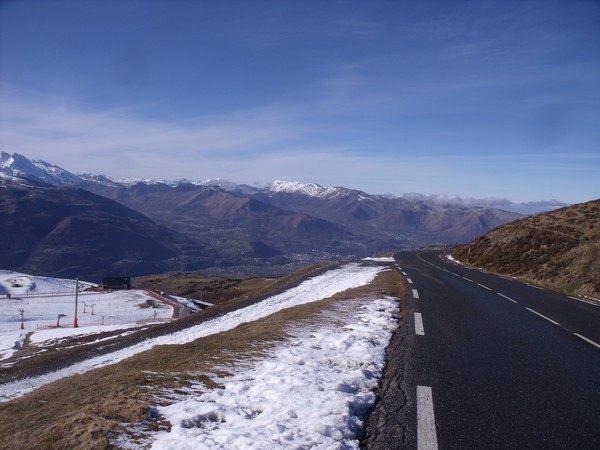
xmin=18 ymin=308 xmax=24 ymax=330
xmin=74 ymin=278 xmax=79 ymax=328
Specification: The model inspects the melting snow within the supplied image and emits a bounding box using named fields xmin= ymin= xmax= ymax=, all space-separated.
xmin=147 ymin=297 xmax=398 ymax=449
xmin=0 ymin=263 xmax=388 ymax=402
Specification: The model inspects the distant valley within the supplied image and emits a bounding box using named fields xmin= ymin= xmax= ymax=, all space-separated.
xmin=1 ymin=151 xmax=525 ymax=281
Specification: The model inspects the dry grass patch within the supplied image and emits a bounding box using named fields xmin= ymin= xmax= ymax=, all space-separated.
xmin=133 ymin=272 xmax=280 ymax=306
xmin=454 ymin=199 xmax=600 ymax=297
xmin=0 ymin=265 xmax=404 ymax=449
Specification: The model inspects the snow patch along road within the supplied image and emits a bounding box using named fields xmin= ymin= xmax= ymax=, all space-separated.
xmin=141 ymin=298 xmax=399 ymax=450
xmin=0 ymin=263 xmax=387 ymax=402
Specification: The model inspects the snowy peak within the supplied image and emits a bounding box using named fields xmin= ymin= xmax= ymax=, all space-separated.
xmin=0 ymin=151 xmax=82 ymax=185
xmin=265 ymin=180 xmax=347 ymax=199
xmin=78 ymin=173 xmax=118 ymax=186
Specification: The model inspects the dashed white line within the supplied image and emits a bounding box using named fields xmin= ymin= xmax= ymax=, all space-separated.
xmin=417 ymin=385 xmax=438 ymax=450
xmin=412 ymin=289 xmax=420 ymax=299
xmin=402 ymin=271 xmax=408 ymax=276
xmin=442 ymin=269 xmax=450 ymax=273
xmin=497 ymin=293 xmax=518 ymax=304
xmin=452 ymin=273 xmax=460 ymax=277
xmin=525 ymin=307 xmax=560 ymax=325
xmin=414 ymin=312 xmax=425 ymax=335
xmin=463 ymin=277 xmax=474 ymax=283
xmin=407 ymin=278 xmax=413 ymax=284
xmin=477 ymin=283 xmax=493 ymax=291
xmin=573 ymin=333 xmax=600 ymax=350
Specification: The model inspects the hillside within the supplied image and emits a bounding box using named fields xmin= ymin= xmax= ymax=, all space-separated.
xmin=453 ymin=199 xmax=600 ymax=297
xmin=82 ymin=181 xmax=364 ymax=264
xmin=255 ymin=184 xmax=520 ymax=246
xmin=0 ymin=177 xmax=207 ymax=280
xmin=0 ymin=259 xmax=403 ymax=448
xmin=83 ymin=179 xmax=521 ymax=263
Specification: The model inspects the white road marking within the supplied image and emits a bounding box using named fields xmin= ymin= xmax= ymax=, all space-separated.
xmin=527 ymin=283 xmax=545 ymax=290
xmin=402 ymin=271 xmax=408 ymax=276
xmin=412 ymin=289 xmax=420 ymax=299
xmin=417 ymin=385 xmax=438 ymax=450
xmin=569 ymin=296 xmax=600 ymax=307
xmin=414 ymin=312 xmax=425 ymax=335
xmin=442 ymin=269 xmax=450 ymax=273
xmin=463 ymin=277 xmax=474 ymax=283
xmin=573 ymin=333 xmax=600 ymax=350
xmin=477 ymin=283 xmax=493 ymax=291
xmin=452 ymin=273 xmax=460 ymax=277
xmin=497 ymin=292 xmax=518 ymax=304
xmin=407 ymin=278 xmax=413 ymax=284
xmin=525 ymin=307 xmax=560 ymax=325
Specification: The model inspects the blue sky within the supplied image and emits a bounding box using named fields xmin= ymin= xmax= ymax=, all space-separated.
xmin=0 ymin=0 xmax=599 ymax=204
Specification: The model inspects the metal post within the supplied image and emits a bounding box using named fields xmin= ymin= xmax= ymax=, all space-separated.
xmin=74 ymin=278 xmax=79 ymax=328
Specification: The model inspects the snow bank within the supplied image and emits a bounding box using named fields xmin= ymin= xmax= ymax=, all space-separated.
xmin=0 ymin=263 xmax=386 ymax=402
xmin=362 ymin=256 xmax=395 ymax=263
xmin=445 ymin=254 xmax=462 ymax=264
xmin=148 ymin=297 xmax=399 ymax=449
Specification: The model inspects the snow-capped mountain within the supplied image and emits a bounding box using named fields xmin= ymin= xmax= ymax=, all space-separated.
xmin=0 ymin=152 xmax=83 ymax=185
xmin=0 ymin=152 xmax=565 ymax=214
xmin=265 ymin=180 xmax=345 ymax=199
xmin=78 ymin=173 xmax=119 ymax=187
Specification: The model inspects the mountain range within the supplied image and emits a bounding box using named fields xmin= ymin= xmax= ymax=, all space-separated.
xmin=1 ymin=151 xmax=524 ymax=280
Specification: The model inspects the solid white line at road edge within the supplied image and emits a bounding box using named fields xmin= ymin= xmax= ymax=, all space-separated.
xmin=569 ymin=295 xmax=600 ymax=307
xmin=417 ymin=385 xmax=438 ymax=450
xmin=415 ymin=313 xmax=425 ymax=335
xmin=525 ymin=307 xmax=560 ymax=325
xmin=412 ymin=289 xmax=420 ymax=299
xmin=574 ymin=333 xmax=600 ymax=350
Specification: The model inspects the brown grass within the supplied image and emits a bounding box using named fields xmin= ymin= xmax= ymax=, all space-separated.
xmin=133 ymin=271 xmax=278 ymax=306
xmin=0 ymin=266 xmax=404 ymax=449
xmin=454 ymin=199 xmax=600 ymax=297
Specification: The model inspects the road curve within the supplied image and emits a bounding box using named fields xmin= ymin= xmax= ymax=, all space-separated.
xmin=367 ymin=250 xmax=600 ymax=449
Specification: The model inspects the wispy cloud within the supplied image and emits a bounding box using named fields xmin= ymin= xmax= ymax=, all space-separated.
xmin=1 ymin=80 xmax=598 ymax=205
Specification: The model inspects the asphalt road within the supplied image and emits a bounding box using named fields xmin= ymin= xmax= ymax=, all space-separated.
xmin=367 ymin=250 xmax=600 ymax=449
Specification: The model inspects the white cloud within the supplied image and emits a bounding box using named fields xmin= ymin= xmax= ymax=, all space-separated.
xmin=1 ymin=82 xmax=597 ymax=204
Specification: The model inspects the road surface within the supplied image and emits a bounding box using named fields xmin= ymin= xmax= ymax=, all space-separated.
xmin=367 ymin=250 xmax=600 ymax=449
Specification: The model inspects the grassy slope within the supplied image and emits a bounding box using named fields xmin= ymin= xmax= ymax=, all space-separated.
xmin=133 ymin=272 xmax=275 ymax=306
xmin=0 ymin=267 xmax=405 ymax=449
xmin=453 ymin=199 xmax=600 ymax=298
